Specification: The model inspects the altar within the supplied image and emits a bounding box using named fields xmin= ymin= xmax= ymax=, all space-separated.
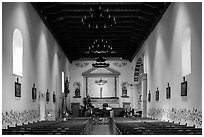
xmin=81 ymin=67 xmax=121 ymax=109
xmin=91 ymin=97 xmax=119 ymax=108
xmin=82 ymin=67 xmax=121 ymax=98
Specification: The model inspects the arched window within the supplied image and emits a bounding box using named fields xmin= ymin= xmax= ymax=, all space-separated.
xmin=134 ymin=58 xmax=142 ymax=83
xmin=13 ymin=29 xmax=23 ymax=77
xmin=182 ymin=27 xmax=191 ymax=77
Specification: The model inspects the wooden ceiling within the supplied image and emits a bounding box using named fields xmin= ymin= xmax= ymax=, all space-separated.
xmin=32 ymin=2 xmax=171 ymax=62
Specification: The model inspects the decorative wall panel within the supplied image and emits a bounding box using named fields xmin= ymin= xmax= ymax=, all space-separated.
xmin=148 ymin=108 xmax=202 ymax=127
xmin=113 ymin=62 xmax=127 ymax=67
xmin=2 ymin=110 xmax=40 ymax=129
xmin=75 ymin=62 xmax=89 ymax=67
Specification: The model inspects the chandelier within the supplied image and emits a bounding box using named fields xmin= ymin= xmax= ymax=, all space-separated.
xmin=82 ymin=6 xmax=116 ymax=29
xmin=92 ymin=56 xmax=110 ymax=68
xmin=89 ymin=39 xmax=112 ymax=68
xmin=89 ymin=39 xmax=112 ymax=54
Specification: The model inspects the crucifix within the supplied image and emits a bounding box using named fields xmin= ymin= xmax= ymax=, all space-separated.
xmin=95 ymin=77 xmax=107 ymax=98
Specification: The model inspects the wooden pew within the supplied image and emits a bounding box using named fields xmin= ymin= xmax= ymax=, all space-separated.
xmin=2 ymin=117 xmax=92 ymax=135
xmin=110 ymin=117 xmax=202 ymax=135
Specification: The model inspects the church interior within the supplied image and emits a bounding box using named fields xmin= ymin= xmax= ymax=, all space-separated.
xmin=2 ymin=2 xmax=202 ymax=135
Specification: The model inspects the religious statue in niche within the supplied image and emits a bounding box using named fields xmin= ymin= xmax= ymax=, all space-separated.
xmin=64 ymin=77 xmax=70 ymax=97
xmin=73 ymin=82 xmax=81 ymax=98
xmin=121 ymin=82 xmax=129 ymax=98
xmin=75 ymin=87 xmax=80 ymax=97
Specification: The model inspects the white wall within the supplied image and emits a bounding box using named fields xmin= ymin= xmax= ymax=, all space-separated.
xmin=2 ymin=3 xmax=70 ymax=116
xmin=132 ymin=3 xmax=202 ymax=126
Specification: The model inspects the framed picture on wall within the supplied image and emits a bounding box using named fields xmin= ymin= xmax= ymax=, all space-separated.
xmin=148 ymin=92 xmax=151 ymax=102
xmin=15 ymin=82 xmax=21 ymax=97
xmin=139 ymin=95 xmax=142 ymax=102
xmin=46 ymin=90 xmax=49 ymax=102
xmin=156 ymin=90 xmax=159 ymax=101
xmin=32 ymin=87 xmax=37 ymax=99
xmin=166 ymin=87 xmax=171 ymax=99
xmin=53 ymin=92 xmax=56 ymax=103
xmin=181 ymin=81 xmax=187 ymax=96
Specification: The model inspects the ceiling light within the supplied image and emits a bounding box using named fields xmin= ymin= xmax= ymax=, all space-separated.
xmin=95 ymin=56 xmax=106 ymax=62
xmin=92 ymin=62 xmax=110 ymax=68
xmin=92 ymin=56 xmax=110 ymax=68
xmin=89 ymin=39 xmax=112 ymax=54
xmin=82 ymin=6 xmax=116 ymax=29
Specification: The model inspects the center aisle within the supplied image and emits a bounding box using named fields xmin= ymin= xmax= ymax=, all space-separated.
xmin=90 ymin=124 xmax=112 ymax=135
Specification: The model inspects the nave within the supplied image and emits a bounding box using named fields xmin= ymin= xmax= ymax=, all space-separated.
xmin=2 ymin=2 xmax=202 ymax=136
xmin=2 ymin=116 xmax=202 ymax=135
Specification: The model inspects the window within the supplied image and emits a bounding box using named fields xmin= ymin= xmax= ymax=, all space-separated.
xmin=62 ymin=72 xmax=64 ymax=93
xmin=182 ymin=27 xmax=191 ymax=77
xmin=13 ymin=29 xmax=23 ymax=77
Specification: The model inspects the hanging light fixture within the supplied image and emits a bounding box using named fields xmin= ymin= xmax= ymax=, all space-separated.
xmin=82 ymin=6 xmax=116 ymax=29
xmin=92 ymin=56 xmax=110 ymax=68
xmin=95 ymin=56 xmax=106 ymax=62
xmin=89 ymin=39 xmax=112 ymax=68
xmin=89 ymin=39 xmax=112 ymax=54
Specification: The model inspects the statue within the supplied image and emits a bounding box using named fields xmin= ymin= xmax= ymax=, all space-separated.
xmin=65 ymin=77 xmax=69 ymax=97
xmin=73 ymin=82 xmax=81 ymax=97
xmin=95 ymin=78 xmax=107 ymax=98
xmin=121 ymin=82 xmax=128 ymax=97
xmin=75 ymin=87 xmax=80 ymax=97
xmin=83 ymin=95 xmax=92 ymax=117
xmin=122 ymin=86 xmax=127 ymax=96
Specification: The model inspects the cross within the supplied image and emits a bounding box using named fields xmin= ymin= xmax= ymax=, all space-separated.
xmin=95 ymin=78 xmax=107 ymax=98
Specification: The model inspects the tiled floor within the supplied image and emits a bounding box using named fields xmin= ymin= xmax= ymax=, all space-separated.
xmin=90 ymin=124 xmax=112 ymax=135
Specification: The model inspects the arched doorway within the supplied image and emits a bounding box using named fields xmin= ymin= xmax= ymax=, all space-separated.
xmin=134 ymin=58 xmax=147 ymax=118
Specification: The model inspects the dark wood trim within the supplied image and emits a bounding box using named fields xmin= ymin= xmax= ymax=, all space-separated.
xmin=86 ymin=77 xmax=88 ymax=96
xmin=73 ymin=96 xmax=81 ymax=98
xmin=130 ymin=2 xmax=171 ymax=61
xmin=91 ymin=97 xmax=119 ymax=99
xmin=115 ymin=77 xmax=117 ymax=97
xmin=121 ymin=96 xmax=129 ymax=98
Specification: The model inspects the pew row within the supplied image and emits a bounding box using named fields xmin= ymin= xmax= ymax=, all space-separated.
xmin=2 ymin=117 xmax=92 ymax=135
xmin=110 ymin=117 xmax=202 ymax=135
